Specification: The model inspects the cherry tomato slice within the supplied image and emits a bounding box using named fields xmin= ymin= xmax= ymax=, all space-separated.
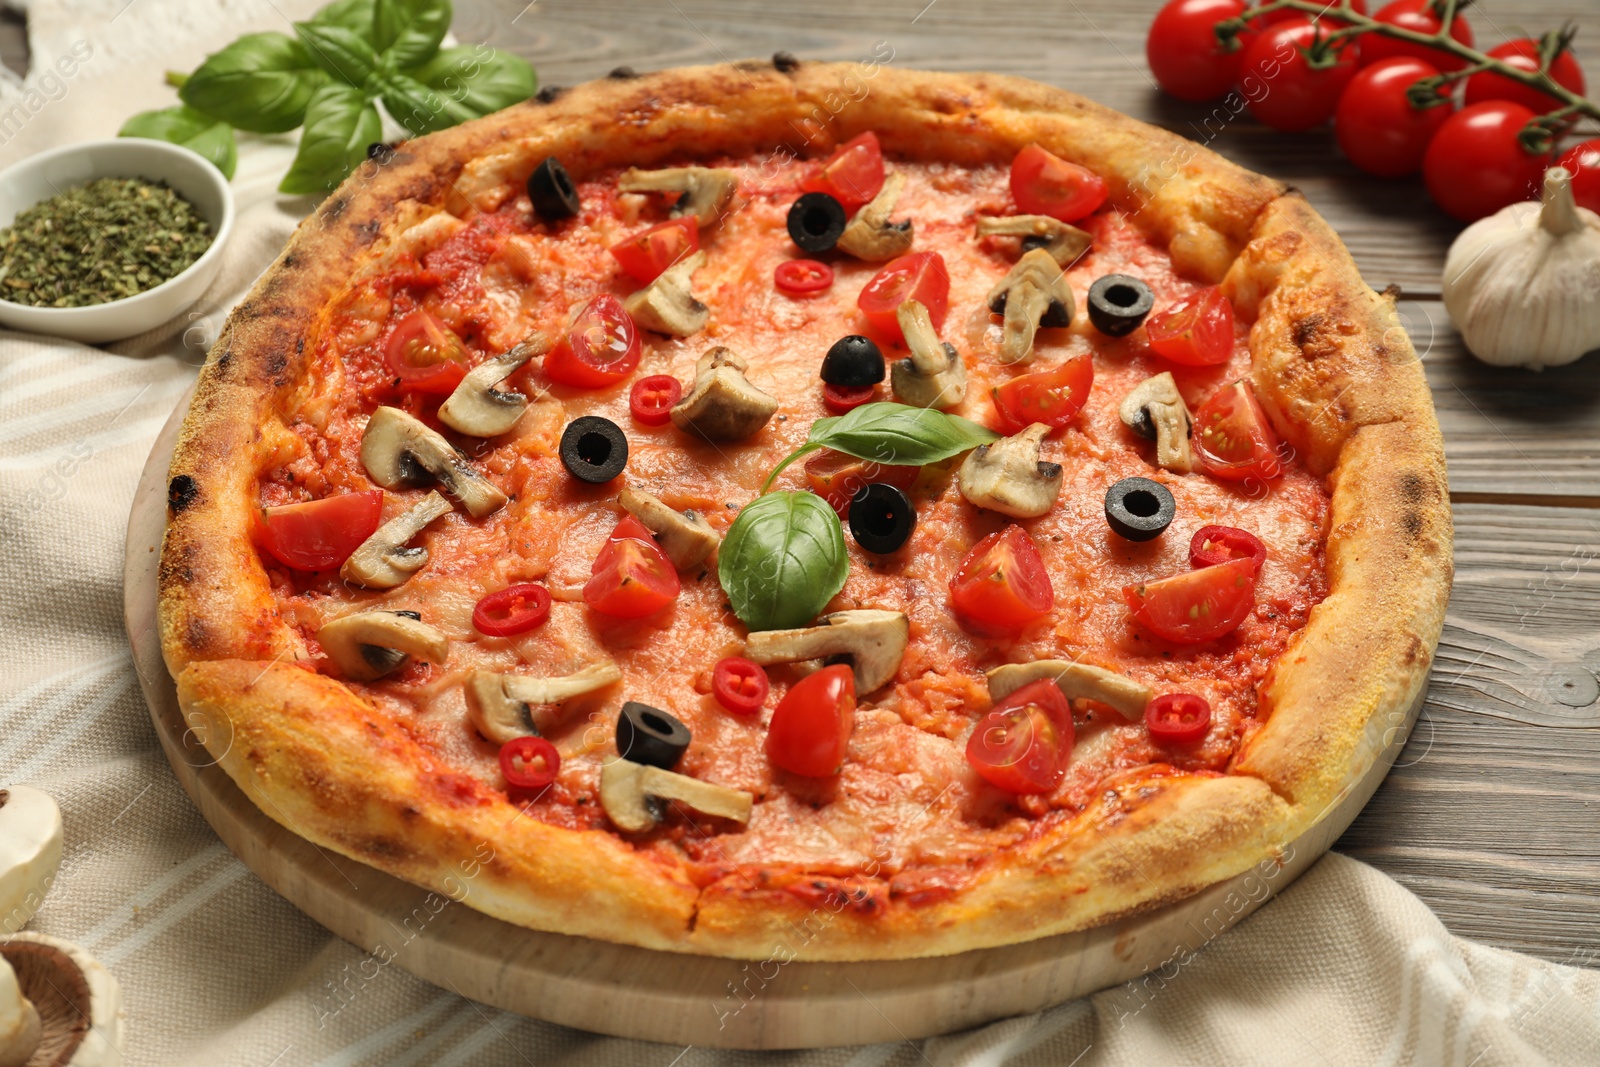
xmin=766 ymin=664 xmax=856 ymax=777
xmin=990 ymin=353 xmax=1094 ymax=435
xmin=584 ymin=516 xmax=681 ymax=618
xmin=950 ymin=524 xmax=1054 ymax=636
xmin=384 ymin=311 xmax=468 ymax=395
xmin=1123 ymin=556 xmax=1257 ymax=643
xmin=1009 ymin=144 xmax=1107 ymax=223
xmin=544 ymin=294 xmax=642 ymax=388
xmin=255 ymin=490 xmax=384 ymax=571
xmin=629 ymin=374 xmax=683 ymax=426
xmin=857 ymin=252 xmax=950 ymax=344
xmin=608 ymin=216 xmax=700 ymax=284
xmin=1145 ymin=286 xmax=1235 ymax=366
xmin=1193 ymin=380 xmax=1283 ymax=483
xmin=822 ymin=383 xmax=876 ymax=414
xmin=473 ymin=583 xmax=553 ymax=637
xmin=774 ymin=259 xmax=835 ymax=296
xmin=966 ymin=678 xmax=1074 ymax=794
xmin=1144 ymin=693 xmax=1213 ymax=747
xmin=499 ymin=736 xmax=560 ymax=789
xmin=712 ymin=657 xmax=770 ymax=716
xmin=802 ymin=449 xmax=920 ymax=518
xmin=802 ymin=131 xmax=886 ymax=211
xmin=1189 ymin=525 xmax=1267 ymax=574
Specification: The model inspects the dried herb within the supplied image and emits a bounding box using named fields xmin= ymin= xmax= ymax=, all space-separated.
xmin=0 ymin=177 xmax=213 ymax=308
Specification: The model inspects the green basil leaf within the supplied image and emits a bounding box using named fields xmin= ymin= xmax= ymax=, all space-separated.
xmin=119 ymin=106 xmax=238 ymax=179
xmin=179 ymin=32 xmax=326 ymax=133
xmin=718 ymin=491 xmax=849 ymax=632
xmin=307 ymin=0 xmax=377 ymax=41
xmin=373 ymin=0 xmax=451 ymax=69
xmin=380 ymin=71 xmax=479 ymax=135
xmin=295 ymin=20 xmax=381 ymax=87
xmin=278 ymin=83 xmax=382 ymax=195
xmin=764 ymin=402 xmax=1000 ymax=490
xmin=411 ymin=45 xmax=536 ymax=116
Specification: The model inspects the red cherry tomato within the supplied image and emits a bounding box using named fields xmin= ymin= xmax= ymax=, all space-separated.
xmin=857 ymin=252 xmax=950 ymax=344
xmin=1145 ymin=286 xmax=1235 ymax=366
xmin=822 ymin=383 xmax=876 ymax=414
xmin=1360 ymin=0 xmax=1474 ymax=72
xmin=472 ymin=583 xmax=553 ymax=637
xmin=1464 ymin=37 xmax=1586 ymax=115
xmin=544 ymin=294 xmax=642 ymax=388
xmin=1257 ymin=0 xmax=1366 ymax=26
xmin=608 ymin=217 xmax=700 ymax=284
xmin=1144 ymin=693 xmax=1213 ymax=746
xmin=1193 ymin=380 xmax=1284 ymax=483
xmin=774 ymin=259 xmax=835 ymax=296
xmin=629 ymin=374 xmax=683 ymax=426
xmin=1189 ymin=525 xmax=1267 ymax=574
xmin=255 ymin=490 xmax=383 ymax=571
xmin=1238 ymin=18 xmax=1359 ymax=132
xmin=384 ymin=311 xmax=468 ymax=395
xmin=712 ymin=657 xmax=770 ymax=716
xmin=801 ymin=131 xmax=886 ymax=211
xmin=949 ymin=525 xmax=1054 ymax=636
xmin=1422 ymin=101 xmax=1548 ymax=222
xmin=1556 ymin=139 xmax=1600 ymax=215
xmin=1123 ymin=556 xmax=1257 ymax=643
xmin=583 ymin=515 xmax=680 ymax=618
xmin=766 ymin=664 xmax=856 ymax=777
xmin=1146 ymin=0 xmax=1257 ymax=102
xmin=1009 ymin=145 xmax=1108 ymax=223
xmin=990 ymin=352 xmax=1094 ymax=435
xmin=802 ymin=449 xmax=920 ymax=518
xmin=965 ymin=679 xmax=1074 ymax=795
xmin=1335 ymin=57 xmax=1454 ymax=178
xmin=499 ymin=736 xmax=560 ymax=789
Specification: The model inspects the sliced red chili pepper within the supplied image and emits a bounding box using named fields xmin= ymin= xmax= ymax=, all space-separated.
xmin=712 ymin=657 xmax=770 ymax=716
xmin=774 ymin=259 xmax=835 ymax=296
xmin=472 ymin=583 xmax=553 ymax=637
xmin=823 ymin=383 xmax=876 ymax=414
xmin=499 ymin=735 xmax=561 ymax=789
xmin=1189 ymin=525 xmax=1266 ymax=575
xmin=629 ymin=374 xmax=683 ymax=426
xmin=1144 ymin=693 xmax=1212 ymax=747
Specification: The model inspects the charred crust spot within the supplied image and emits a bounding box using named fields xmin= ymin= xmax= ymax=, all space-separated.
xmin=296 ymin=337 xmax=305 ymax=355
xmin=608 ymin=65 xmax=637 ymax=79
xmin=1403 ymin=633 xmax=1425 ymax=665
xmin=184 ymin=616 xmax=208 ymax=652
xmin=1397 ymin=470 xmax=1429 ymax=505
xmin=168 ymin=474 xmax=200 ymax=512
xmin=322 ymin=195 xmax=350 ymax=221
xmin=282 ymin=252 xmax=298 ymax=269
xmin=1402 ymin=510 xmax=1423 ymax=538
xmin=400 ymin=805 xmax=421 ymax=821
xmin=1292 ymin=313 xmax=1324 ymax=349
xmin=267 ymin=351 xmax=289 ymax=381
xmin=1381 ymin=283 xmax=1403 ymax=302
xmin=773 ymin=51 xmax=800 ymax=73
xmin=535 ymin=85 xmax=566 ymax=104
xmin=355 ymin=219 xmax=381 ymax=244
xmin=359 ymin=837 xmax=411 ymax=861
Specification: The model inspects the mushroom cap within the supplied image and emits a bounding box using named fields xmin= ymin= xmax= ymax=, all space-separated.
xmin=891 ymin=299 xmax=968 ymax=410
xmin=618 ymin=488 xmax=721 ymax=571
xmin=0 ymin=933 xmax=123 ymax=1067
xmin=317 ymin=611 xmax=450 ymax=682
xmin=0 ymin=786 xmax=63 ymax=935
xmin=836 ymin=171 xmax=914 ymax=261
xmin=958 ymin=423 xmax=1064 ymax=519
xmin=743 ymin=608 xmax=910 ymax=694
xmin=1118 ymin=372 xmax=1194 ymax=473
xmin=437 ymin=340 xmax=543 ymax=438
xmin=465 ymin=663 xmax=622 ymax=744
xmin=359 ymin=407 xmax=507 ymax=518
xmin=984 ymin=248 xmax=1075 ymax=364
xmin=669 ymin=347 xmax=779 ymax=442
xmin=339 ymin=491 xmax=453 ymax=590
xmin=623 ymin=250 xmax=709 ymax=337
xmin=599 ymin=759 xmax=753 ymax=833
xmin=974 ymin=214 xmax=1092 ymax=267
xmin=617 ymin=166 xmax=738 ymax=228
xmin=986 ymin=659 xmax=1152 ymax=721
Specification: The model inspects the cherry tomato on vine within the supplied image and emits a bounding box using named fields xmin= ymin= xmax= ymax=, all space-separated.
xmin=801 ymin=131 xmax=886 ymax=211
xmin=857 ymin=252 xmax=949 ymax=344
xmin=1193 ymin=380 xmax=1284 ymax=483
xmin=1237 ymin=18 xmax=1359 ymax=132
xmin=1463 ymin=36 xmax=1587 ymax=115
xmin=583 ymin=515 xmax=680 ymax=618
xmin=990 ymin=353 xmax=1094 ymax=435
xmin=1147 ymin=0 xmax=1258 ymax=102
xmin=473 ymin=584 xmax=553 ymax=637
xmin=385 ymin=311 xmax=469 ymax=395
xmin=766 ymin=664 xmax=856 ymax=777
xmin=966 ymin=679 xmax=1074 ymax=795
xmin=1145 ymin=286 xmax=1235 ymax=366
xmin=1422 ymin=101 xmax=1549 ymax=222
xmin=1360 ymin=0 xmax=1475 ymax=72
xmin=1144 ymin=693 xmax=1213 ymax=746
xmin=802 ymin=449 xmax=919 ymax=518
xmin=1257 ymin=0 xmax=1366 ymax=27
xmin=608 ymin=217 xmax=699 ymax=284
xmin=1189 ymin=525 xmax=1267 ymax=574
xmin=500 ymin=736 xmax=560 ymax=789
xmin=1556 ymin=139 xmax=1600 ymax=215
xmin=774 ymin=259 xmax=834 ymax=296
xmin=544 ymin=294 xmax=642 ymax=388
xmin=1335 ymin=57 xmax=1455 ymax=177
xmin=255 ymin=491 xmax=384 ymax=571
xmin=1009 ymin=145 xmax=1107 ymax=222
xmin=712 ymin=657 xmax=770 ymax=716
xmin=1123 ymin=557 xmax=1257 ymax=643
xmin=629 ymin=374 xmax=683 ymax=425
xmin=949 ymin=525 xmax=1054 ymax=636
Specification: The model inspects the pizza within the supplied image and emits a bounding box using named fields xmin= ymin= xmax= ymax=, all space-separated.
xmin=157 ymin=59 xmax=1452 ymax=961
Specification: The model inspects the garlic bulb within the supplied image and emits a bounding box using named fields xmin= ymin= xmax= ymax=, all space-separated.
xmin=1442 ymin=166 xmax=1600 ymax=370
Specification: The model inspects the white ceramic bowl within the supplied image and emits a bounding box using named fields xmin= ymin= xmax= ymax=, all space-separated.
xmin=0 ymin=138 xmax=235 ymax=344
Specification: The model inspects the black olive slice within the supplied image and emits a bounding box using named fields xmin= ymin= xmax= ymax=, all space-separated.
xmin=616 ymin=701 xmax=691 ymax=769
xmin=787 ymin=192 xmax=848 ymax=254
xmin=1104 ymin=477 xmax=1176 ymax=542
xmin=528 ymin=157 xmax=580 ymax=222
xmin=559 ymin=416 xmax=628 ymax=484
xmin=848 ymin=483 xmax=917 ymax=553
xmin=1087 ymin=275 xmax=1155 ymax=337
xmin=821 ymin=335 xmax=886 ymax=387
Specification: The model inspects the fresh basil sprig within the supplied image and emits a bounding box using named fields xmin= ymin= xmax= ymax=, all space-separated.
xmin=718 ymin=491 xmax=849 ymax=632
xmin=763 ymin=402 xmax=1000 ymax=491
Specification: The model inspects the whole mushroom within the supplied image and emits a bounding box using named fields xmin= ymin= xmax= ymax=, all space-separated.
xmin=0 ymin=933 xmax=124 ymax=1067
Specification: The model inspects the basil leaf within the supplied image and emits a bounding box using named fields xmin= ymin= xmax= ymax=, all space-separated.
xmin=295 ymin=20 xmax=381 ymax=87
xmin=308 ymin=0 xmax=377 ymax=41
xmin=412 ymin=45 xmax=536 ymax=116
xmin=180 ymin=33 xmax=326 ymax=133
xmin=718 ymin=491 xmax=849 ymax=632
xmin=119 ymin=106 xmax=238 ymax=179
xmin=764 ymin=402 xmax=1000 ymax=490
xmin=374 ymin=0 xmax=451 ymax=69
xmin=380 ymin=71 xmax=478 ymax=134
xmin=278 ymin=83 xmax=382 ymax=195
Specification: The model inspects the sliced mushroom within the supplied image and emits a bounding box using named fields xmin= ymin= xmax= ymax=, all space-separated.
xmin=464 ymin=662 xmax=622 ymax=744
xmin=0 ymin=933 xmax=123 ymax=1067
xmin=836 ymin=171 xmax=914 ymax=261
xmin=617 ymin=166 xmax=738 ymax=228
xmin=317 ymin=610 xmax=449 ymax=682
xmin=619 ymin=488 xmax=721 ymax=570
xmin=743 ymin=608 xmax=909 ymax=694
xmin=891 ymin=298 xmax=967 ymax=409
xmin=599 ymin=758 xmax=753 ymax=833
xmin=438 ymin=338 xmax=546 ymax=438
xmin=669 ymin=347 xmax=779 ymax=442
xmin=0 ymin=786 xmax=62 ymax=937
xmin=958 ymin=423 xmax=1063 ymax=518
xmin=1118 ymin=372 xmax=1194 ymax=473
xmin=985 ymin=248 xmax=1075 ymax=365
xmin=360 ymin=406 xmax=507 ymax=518
xmin=987 ymin=660 xmax=1152 ymax=722
xmin=340 ymin=491 xmax=453 ymax=589
xmin=624 ymin=249 xmax=708 ymax=337
xmin=975 ymin=214 xmax=1092 ymax=267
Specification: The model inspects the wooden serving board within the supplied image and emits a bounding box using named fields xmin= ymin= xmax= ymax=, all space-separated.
xmin=123 ymin=390 xmax=1423 ymax=1049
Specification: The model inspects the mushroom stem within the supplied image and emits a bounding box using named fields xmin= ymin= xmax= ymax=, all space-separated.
xmin=986 ymin=660 xmax=1152 ymax=722
xmin=974 ymin=214 xmax=1093 ymax=266
xmin=0 ymin=956 xmax=39 ymax=1067
xmin=599 ymin=759 xmax=753 ymax=833
xmin=340 ymin=491 xmax=453 ymax=589
xmin=618 ymin=166 xmax=738 ymax=228
xmin=438 ymin=340 xmax=544 ymax=438
xmin=1540 ymin=166 xmax=1581 ymax=237
xmin=743 ymin=609 xmax=909 ymax=694
xmin=892 ymin=300 xmax=967 ymax=410
xmin=836 ymin=172 xmax=914 ymax=261
xmin=985 ymin=249 xmax=1074 ymax=365
xmin=465 ymin=663 xmax=622 ymax=744
xmin=619 ymin=488 xmax=721 ymax=570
